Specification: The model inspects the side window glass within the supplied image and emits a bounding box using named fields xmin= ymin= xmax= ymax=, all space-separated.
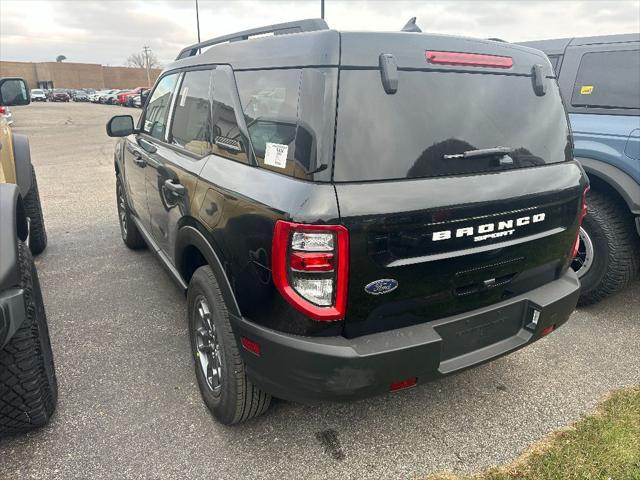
xmin=170 ymin=70 xmax=213 ymax=156
xmin=235 ymin=70 xmax=303 ymax=175
xmin=142 ymin=73 xmax=179 ymax=140
xmin=210 ymin=69 xmax=248 ymax=164
xmin=571 ymin=50 xmax=640 ymax=109
xmin=547 ymin=55 xmax=561 ymax=74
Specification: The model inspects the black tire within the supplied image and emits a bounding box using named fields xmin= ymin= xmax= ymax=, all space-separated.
xmin=23 ymin=165 xmax=48 ymax=255
xmin=116 ymin=176 xmax=146 ymax=250
xmin=575 ymin=191 xmax=640 ymax=305
xmin=0 ymin=241 xmax=57 ymax=437
xmin=187 ymin=266 xmax=271 ymax=425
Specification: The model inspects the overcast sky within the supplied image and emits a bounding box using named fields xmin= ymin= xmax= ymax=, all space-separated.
xmin=1 ymin=0 xmax=639 ymax=66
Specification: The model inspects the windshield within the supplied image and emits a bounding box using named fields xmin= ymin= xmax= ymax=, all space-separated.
xmin=333 ymin=70 xmax=571 ymax=182
xmin=32 ymin=89 xmax=44 ymax=94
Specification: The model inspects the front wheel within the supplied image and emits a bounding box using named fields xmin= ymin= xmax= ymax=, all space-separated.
xmin=116 ymin=177 xmax=146 ymax=250
xmin=187 ymin=266 xmax=271 ymax=425
xmin=573 ymin=191 xmax=640 ymax=305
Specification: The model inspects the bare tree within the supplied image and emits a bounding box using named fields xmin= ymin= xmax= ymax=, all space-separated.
xmin=126 ymin=50 xmax=160 ymax=69
xmin=56 ymin=55 xmax=67 ymax=62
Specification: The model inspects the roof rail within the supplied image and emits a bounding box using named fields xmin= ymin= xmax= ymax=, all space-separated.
xmin=176 ymin=18 xmax=329 ymax=60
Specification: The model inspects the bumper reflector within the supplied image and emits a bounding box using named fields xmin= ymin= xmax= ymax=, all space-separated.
xmin=541 ymin=325 xmax=556 ymax=336
xmin=241 ymin=336 xmax=261 ymax=356
xmin=390 ymin=377 xmax=417 ymax=392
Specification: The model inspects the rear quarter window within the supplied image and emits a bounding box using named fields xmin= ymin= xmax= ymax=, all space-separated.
xmin=235 ymin=68 xmax=337 ymax=181
xmin=571 ymin=50 xmax=640 ymax=109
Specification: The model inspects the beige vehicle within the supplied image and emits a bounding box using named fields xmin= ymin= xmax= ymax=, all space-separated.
xmin=0 ymin=78 xmax=57 ymax=436
xmin=0 ymin=78 xmax=47 ymax=254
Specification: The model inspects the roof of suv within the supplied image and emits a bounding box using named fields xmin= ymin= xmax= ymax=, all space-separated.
xmin=519 ymin=33 xmax=640 ymax=55
xmin=165 ymin=18 xmax=553 ymax=76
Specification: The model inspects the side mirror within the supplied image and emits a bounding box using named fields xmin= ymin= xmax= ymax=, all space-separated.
xmin=106 ymin=115 xmax=136 ymax=137
xmin=0 ymin=78 xmax=30 ymax=106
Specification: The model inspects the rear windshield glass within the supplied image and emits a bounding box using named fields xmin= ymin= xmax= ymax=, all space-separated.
xmin=333 ymin=70 xmax=571 ymax=182
xmin=571 ymin=50 xmax=640 ymax=110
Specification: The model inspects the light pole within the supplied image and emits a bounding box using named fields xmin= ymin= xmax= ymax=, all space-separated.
xmin=142 ymin=45 xmax=151 ymax=87
xmin=321 ymin=0 xmax=324 ymax=19
xmin=195 ymin=0 xmax=201 ymax=43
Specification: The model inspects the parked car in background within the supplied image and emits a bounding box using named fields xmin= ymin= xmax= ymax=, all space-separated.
xmin=96 ymin=89 xmax=116 ymax=104
xmin=0 ymin=77 xmax=57 ymax=436
xmin=72 ymin=91 xmax=89 ymax=102
xmin=521 ymin=34 xmax=640 ymax=304
xmin=0 ymin=106 xmax=13 ymax=126
xmin=117 ymin=87 xmax=149 ymax=106
xmin=30 ymin=89 xmax=47 ymax=102
xmin=139 ymin=88 xmax=150 ymax=107
xmin=103 ymin=90 xmax=127 ymax=105
xmin=89 ymin=90 xmax=106 ymax=102
xmin=107 ymin=19 xmax=587 ymax=425
xmin=48 ymin=89 xmax=70 ymax=102
xmin=131 ymin=94 xmax=142 ymax=108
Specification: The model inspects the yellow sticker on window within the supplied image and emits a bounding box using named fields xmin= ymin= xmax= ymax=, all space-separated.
xmin=580 ymin=85 xmax=594 ymax=95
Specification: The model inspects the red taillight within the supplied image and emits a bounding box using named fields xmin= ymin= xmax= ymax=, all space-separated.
xmin=290 ymin=251 xmax=335 ymax=272
xmin=572 ymin=185 xmax=590 ymax=258
xmin=0 ymin=106 xmax=6 ymax=114
xmin=426 ymin=51 xmax=513 ymax=69
xmin=241 ymin=336 xmax=261 ymax=356
xmin=272 ymin=221 xmax=349 ymax=321
xmin=541 ymin=325 xmax=556 ymax=336
xmin=390 ymin=377 xmax=418 ymax=392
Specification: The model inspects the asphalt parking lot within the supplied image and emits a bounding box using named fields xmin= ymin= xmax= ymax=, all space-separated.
xmin=0 ymin=101 xmax=639 ymax=479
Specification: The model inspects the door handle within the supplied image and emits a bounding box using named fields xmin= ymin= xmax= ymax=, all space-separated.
xmin=164 ymin=178 xmax=186 ymax=196
xmin=132 ymin=151 xmax=146 ymax=167
xmin=139 ymin=138 xmax=158 ymax=154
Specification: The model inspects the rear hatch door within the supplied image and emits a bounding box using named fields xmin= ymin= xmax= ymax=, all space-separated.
xmin=334 ymin=33 xmax=587 ymax=337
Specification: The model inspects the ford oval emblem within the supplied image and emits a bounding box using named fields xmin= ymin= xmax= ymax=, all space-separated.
xmin=364 ymin=279 xmax=398 ymax=295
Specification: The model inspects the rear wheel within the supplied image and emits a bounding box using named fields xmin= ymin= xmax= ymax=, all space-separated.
xmin=116 ymin=176 xmax=146 ymax=250
xmin=573 ymin=191 xmax=640 ymax=305
xmin=0 ymin=241 xmax=57 ymax=437
xmin=187 ymin=266 xmax=271 ymax=425
xmin=23 ymin=165 xmax=47 ymax=255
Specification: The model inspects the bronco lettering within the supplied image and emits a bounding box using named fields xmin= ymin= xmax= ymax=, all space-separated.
xmin=432 ymin=213 xmax=546 ymax=242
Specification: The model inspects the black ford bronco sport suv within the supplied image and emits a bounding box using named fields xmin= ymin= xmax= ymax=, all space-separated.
xmin=107 ymin=19 xmax=588 ymax=425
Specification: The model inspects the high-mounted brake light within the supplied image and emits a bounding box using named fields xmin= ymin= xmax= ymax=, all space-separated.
xmin=426 ymin=51 xmax=513 ymax=69
xmin=571 ymin=185 xmax=590 ymax=258
xmin=272 ymin=221 xmax=349 ymax=321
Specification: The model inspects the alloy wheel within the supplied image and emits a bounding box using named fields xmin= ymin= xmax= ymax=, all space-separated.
xmin=117 ymin=183 xmax=128 ymax=238
xmin=193 ymin=295 xmax=222 ymax=395
xmin=571 ymin=226 xmax=594 ymax=278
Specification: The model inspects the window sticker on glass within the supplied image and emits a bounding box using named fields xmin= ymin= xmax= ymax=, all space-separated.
xmin=180 ymin=87 xmax=189 ymax=107
xmin=580 ymin=85 xmax=594 ymax=95
xmin=264 ymin=142 xmax=288 ymax=168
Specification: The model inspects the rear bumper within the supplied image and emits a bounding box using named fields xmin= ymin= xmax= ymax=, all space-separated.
xmin=0 ymin=288 xmax=26 ymax=349
xmin=231 ymin=269 xmax=580 ymax=404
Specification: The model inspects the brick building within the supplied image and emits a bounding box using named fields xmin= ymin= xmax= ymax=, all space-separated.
xmin=0 ymin=61 xmax=162 ymax=90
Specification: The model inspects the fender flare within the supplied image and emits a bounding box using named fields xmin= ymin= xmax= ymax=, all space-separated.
xmin=576 ymin=157 xmax=640 ymax=215
xmin=0 ymin=184 xmax=28 ymax=290
xmin=175 ymin=224 xmax=242 ymax=318
xmin=11 ymin=133 xmax=33 ymax=197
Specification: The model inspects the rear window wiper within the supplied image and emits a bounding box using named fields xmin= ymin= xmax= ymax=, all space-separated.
xmin=443 ymin=146 xmax=513 ymax=160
